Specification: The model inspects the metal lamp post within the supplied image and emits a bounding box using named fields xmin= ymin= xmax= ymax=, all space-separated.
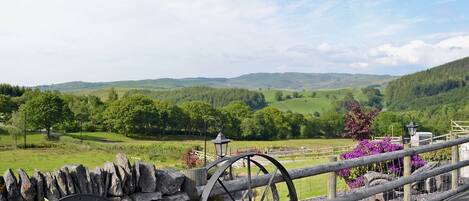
xmin=404 ymin=121 xmax=419 ymax=144
xmin=403 ymin=120 xmax=419 ymax=201
xmin=212 ymin=132 xmax=233 ymax=180
xmin=212 ymin=132 xmax=231 ymax=159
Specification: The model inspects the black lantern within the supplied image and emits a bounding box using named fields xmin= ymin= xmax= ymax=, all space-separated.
xmin=212 ymin=132 xmax=231 ymax=158
xmin=403 ymin=121 xmax=419 ymax=144
xmin=406 ymin=121 xmax=419 ymax=136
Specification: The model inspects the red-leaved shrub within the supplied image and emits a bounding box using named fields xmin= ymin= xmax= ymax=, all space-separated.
xmin=182 ymin=149 xmax=200 ymax=168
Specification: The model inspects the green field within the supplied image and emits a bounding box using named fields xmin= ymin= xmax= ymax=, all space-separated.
xmin=0 ymin=132 xmax=354 ymax=199
xmin=259 ymin=88 xmax=366 ymax=114
xmin=0 ymin=132 xmax=353 ymax=173
xmin=67 ymin=88 xmax=132 ymax=101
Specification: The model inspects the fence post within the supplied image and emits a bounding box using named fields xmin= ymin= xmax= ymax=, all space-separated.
xmin=452 ymin=133 xmax=459 ymax=190
xmin=403 ymin=143 xmax=411 ymax=201
xmin=328 ymin=156 xmax=337 ymax=199
xmin=182 ymin=168 xmax=207 ymax=200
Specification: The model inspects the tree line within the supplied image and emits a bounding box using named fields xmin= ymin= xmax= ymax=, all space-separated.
xmin=0 ymin=85 xmax=365 ymax=143
xmin=123 ymin=87 xmax=267 ymax=109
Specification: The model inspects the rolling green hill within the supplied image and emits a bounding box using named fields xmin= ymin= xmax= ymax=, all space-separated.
xmin=385 ymin=57 xmax=469 ymax=110
xmin=228 ymin=73 xmax=395 ymax=90
xmin=37 ymin=72 xmax=397 ymax=91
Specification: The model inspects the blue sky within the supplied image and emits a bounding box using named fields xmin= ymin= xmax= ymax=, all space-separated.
xmin=1 ymin=0 xmax=469 ymax=85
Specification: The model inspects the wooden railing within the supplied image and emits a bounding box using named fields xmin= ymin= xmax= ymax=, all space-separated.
xmin=265 ymin=145 xmax=354 ymax=158
xmin=372 ymin=136 xmax=402 ymax=143
xmin=196 ymin=135 xmax=469 ymax=200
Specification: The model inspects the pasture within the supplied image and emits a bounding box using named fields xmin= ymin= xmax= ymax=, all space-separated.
xmin=259 ymin=88 xmax=366 ymax=114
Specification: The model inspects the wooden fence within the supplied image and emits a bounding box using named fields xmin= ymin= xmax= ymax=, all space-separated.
xmin=195 ymin=135 xmax=469 ymax=201
xmin=265 ymin=145 xmax=354 ymax=158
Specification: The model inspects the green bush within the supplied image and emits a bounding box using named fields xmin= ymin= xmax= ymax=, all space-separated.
xmin=0 ymin=126 xmax=7 ymax=134
xmin=421 ymin=148 xmax=451 ymax=161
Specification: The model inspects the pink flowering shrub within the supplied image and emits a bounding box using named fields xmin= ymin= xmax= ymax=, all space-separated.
xmin=182 ymin=149 xmax=201 ymax=168
xmin=338 ymin=137 xmax=426 ymax=188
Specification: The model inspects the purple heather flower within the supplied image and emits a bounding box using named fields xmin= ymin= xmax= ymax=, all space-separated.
xmin=347 ymin=176 xmax=365 ymax=188
xmin=338 ymin=138 xmax=426 ymax=188
xmin=339 ymin=168 xmax=350 ymax=177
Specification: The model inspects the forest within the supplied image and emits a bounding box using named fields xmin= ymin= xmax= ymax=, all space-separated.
xmin=381 ymin=57 xmax=469 ymax=134
xmin=123 ymin=87 xmax=267 ymax=109
xmin=385 ymin=57 xmax=469 ymax=109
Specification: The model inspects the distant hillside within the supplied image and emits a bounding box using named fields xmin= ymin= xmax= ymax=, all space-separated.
xmin=385 ymin=57 xmax=469 ymax=110
xmin=37 ymin=72 xmax=397 ymax=91
xmin=226 ymin=73 xmax=396 ymax=90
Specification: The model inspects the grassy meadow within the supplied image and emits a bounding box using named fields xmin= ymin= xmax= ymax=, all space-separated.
xmin=0 ymin=132 xmax=354 ymax=199
xmin=260 ymin=88 xmax=366 ymax=114
xmin=0 ymin=132 xmax=354 ymax=173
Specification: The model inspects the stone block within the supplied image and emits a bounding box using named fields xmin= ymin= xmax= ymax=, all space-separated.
xmin=130 ymin=192 xmax=162 ymax=201
xmin=156 ymin=169 xmax=185 ymax=195
xmin=18 ymin=169 xmax=36 ymax=201
xmin=137 ymin=161 xmax=156 ymax=193
xmin=4 ymin=169 xmax=21 ymax=201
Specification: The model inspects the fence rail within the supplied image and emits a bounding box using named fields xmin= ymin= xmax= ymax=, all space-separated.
xmin=266 ymin=145 xmax=354 ymax=158
xmin=197 ymin=135 xmax=469 ymax=200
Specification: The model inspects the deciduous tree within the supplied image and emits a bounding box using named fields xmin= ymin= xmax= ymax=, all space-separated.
xmin=344 ymin=101 xmax=379 ymax=141
xmin=23 ymin=92 xmax=70 ymax=139
xmin=0 ymin=94 xmax=16 ymax=123
xmin=274 ymin=91 xmax=283 ymax=101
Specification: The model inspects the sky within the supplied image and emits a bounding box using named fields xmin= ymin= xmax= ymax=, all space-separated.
xmin=1 ymin=0 xmax=469 ymax=86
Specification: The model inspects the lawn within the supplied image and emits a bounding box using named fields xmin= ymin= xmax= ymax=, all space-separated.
xmin=0 ymin=132 xmax=354 ymax=199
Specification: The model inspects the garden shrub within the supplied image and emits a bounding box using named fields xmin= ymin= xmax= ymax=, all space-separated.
xmin=421 ymin=147 xmax=451 ymax=161
xmin=182 ymin=148 xmax=201 ymax=168
xmin=338 ymin=137 xmax=426 ymax=188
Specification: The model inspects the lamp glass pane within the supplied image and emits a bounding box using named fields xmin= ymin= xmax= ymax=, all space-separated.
xmin=410 ymin=127 xmax=416 ymax=135
xmin=221 ymin=143 xmax=228 ymax=157
xmin=215 ymin=144 xmax=222 ymax=157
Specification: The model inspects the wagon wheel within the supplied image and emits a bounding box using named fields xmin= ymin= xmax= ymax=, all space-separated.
xmin=201 ymin=153 xmax=297 ymax=201
xmin=206 ymin=155 xmax=279 ymax=199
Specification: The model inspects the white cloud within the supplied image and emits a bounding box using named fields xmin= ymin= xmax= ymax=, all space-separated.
xmin=370 ymin=35 xmax=469 ymax=67
xmin=317 ymin=43 xmax=341 ymax=53
xmin=350 ymin=62 xmax=369 ymax=69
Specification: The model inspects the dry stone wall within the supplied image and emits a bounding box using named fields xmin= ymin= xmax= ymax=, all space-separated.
xmin=0 ymin=154 xmax=190 ymax=201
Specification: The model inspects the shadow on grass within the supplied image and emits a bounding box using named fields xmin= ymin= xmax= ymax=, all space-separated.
xmin=65 ymin=134 xmax=123 ymax=143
